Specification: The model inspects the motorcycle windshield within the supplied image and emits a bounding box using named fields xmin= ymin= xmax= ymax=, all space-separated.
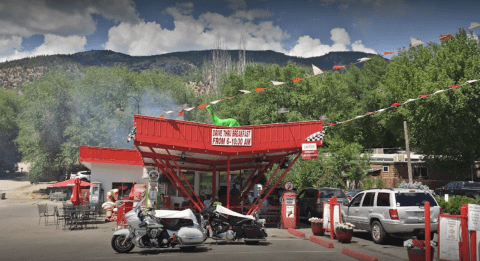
xmin=154 ymin=209 xmax=199 ymax=225
xmin=215 ymin=205 xmax=255 ymax=220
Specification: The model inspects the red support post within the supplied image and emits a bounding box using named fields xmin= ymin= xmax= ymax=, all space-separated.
xmin=227 ymin=156 xmax=231 ymax=209
xmin=425 ymin=201 xmax=431 ymax=261
xmin=461 ymin=205 xmax=469 ymax=261
xmin=212 ymin=165 xmax=216 ymax=199
xmin=249 ymin=152 xmax=301 ymax=215
xmin=330 ymin=196 xmax=337 ymax=240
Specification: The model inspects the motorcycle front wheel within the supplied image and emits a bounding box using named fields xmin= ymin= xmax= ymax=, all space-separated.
xmin=111 ymin=235 xmax=135 ymax=253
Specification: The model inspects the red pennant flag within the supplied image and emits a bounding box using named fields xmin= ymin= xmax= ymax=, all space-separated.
xmin=197 ymin=103 xmax=208 ymax=109
xmin=418 ymin=94 xmax=429 ymax=98
xmin=225 ymin=96 xmax=235 ymax=100
xmin=383 ymin=51 xmax=395 ymax=55
xmin=327 ymin=123 xmax=336 ymax=126
xmin=449 ymin=84 xmax=460 ymax=89
xmin=255 ymin=88 xmax=266 ymax=92
xmin=333 ymin=65 xmax=345 ymax=70
xmin=292 ymin=77 xmax=302 ymax=83
xmin=391 ymin=102 xmax=402 ymax=107
xmin=159 ymin=115 xmax=165 ymax=118
xmin=439 ymin=34 xmax=452 ymax=40
xmin=177 ymin=110 xmax=184 ymax=117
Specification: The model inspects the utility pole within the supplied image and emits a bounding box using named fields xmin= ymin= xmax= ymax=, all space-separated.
xmin=404 ymin=121 xmax=413 ymax=184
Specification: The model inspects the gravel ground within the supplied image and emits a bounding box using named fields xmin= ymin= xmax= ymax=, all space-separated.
xmin=0 ymin=175 xmax=53 ymax=205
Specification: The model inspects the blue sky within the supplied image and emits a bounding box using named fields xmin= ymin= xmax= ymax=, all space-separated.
xmin=0 ymin=0 xmax=478 ymax=63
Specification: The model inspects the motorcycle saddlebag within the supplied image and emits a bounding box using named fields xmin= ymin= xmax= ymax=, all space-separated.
xmin=241 ymin=225 xmax=265 ymax=239
xmin=177 ymin=227 xmax=205 ymax=245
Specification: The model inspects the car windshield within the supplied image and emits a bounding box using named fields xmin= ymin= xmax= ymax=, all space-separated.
xmin=395 ymin=192 xmax=438 ymax=207
xmin=321 ymin=189 xmax=347 ymax=198
xmin=464 ymin=183 xmax=480 ymax=188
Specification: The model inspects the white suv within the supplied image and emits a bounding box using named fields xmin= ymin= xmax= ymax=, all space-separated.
xmin=341 ymin=188 xmax=440 ymax=244
xmin=70 ymin=171 xmax=91 ymax=181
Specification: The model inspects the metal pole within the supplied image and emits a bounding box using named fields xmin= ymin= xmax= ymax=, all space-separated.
xmin=404 ymin=121 xmax=413 ymax=184
xmin=425 ymin=201 xmax=431 ymax=261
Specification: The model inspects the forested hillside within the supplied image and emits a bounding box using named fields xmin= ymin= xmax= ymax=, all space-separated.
xmin=1 ymin=29 xmax=479 ymax=187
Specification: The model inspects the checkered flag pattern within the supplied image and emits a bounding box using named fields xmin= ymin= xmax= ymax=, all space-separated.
xmin=305 ymin=130 xmax=325 ymax=141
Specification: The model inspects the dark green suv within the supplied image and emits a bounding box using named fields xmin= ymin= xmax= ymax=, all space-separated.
xmin=297 ymin=187 xmax=348 ymax=219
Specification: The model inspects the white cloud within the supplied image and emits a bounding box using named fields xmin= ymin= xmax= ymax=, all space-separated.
xmin=288 ymin=28 xmax=356 ymax=58
xmin=225 ymin=0 xmax=247 ymax=10
xmin=351 ymin=40 xmax=377 ymax=54
xmin=0 ymin=34 xmax=86 ymax=62
xmin=0 ymin=35 xmax=23 ymax=57
xmin=104 ymin=3 xmax=289 ymax=56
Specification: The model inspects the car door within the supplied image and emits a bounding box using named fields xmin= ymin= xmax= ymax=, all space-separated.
xmin=344 ymin=192 xmax=364 ymax=227
xmin=357 ymin=192 xmax=375 ymax=230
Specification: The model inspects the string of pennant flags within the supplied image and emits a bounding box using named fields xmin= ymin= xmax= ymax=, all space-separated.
xmin=158 ymin=21 xmax=480 ymax=122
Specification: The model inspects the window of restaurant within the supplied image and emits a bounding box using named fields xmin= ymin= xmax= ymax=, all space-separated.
xmin=163 ymin=171 xmax=195 ymax=197
xmin=111 ymin=182 xmax=134 ymax=199
xmin=199 ymin=172 xmax=212 ymax=198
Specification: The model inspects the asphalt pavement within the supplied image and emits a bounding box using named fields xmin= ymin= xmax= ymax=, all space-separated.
xmin=0 ymin=201 xmax=437 ymax=261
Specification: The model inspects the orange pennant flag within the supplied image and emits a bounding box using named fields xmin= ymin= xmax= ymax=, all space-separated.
xmin=365 ymin=111 xmax=376 ymax=116
xmin=439 ymin=34 xmax=452 ymax=40
xmin=333 ymin=65 xmax=345 ymax=70
xmin=159 ymin=115 xmax=165 ymax=118
xmin=255 ymin=88 xmax=266 ymax=92
xmin=391 ymin=102 xmax=402 ymax=107
xmin=383 ymin=51 xmax=395 ymax=55
xmin=224 ymin=96 xmax=236 ymax=100
xmin=327 ymin=122 xmax=336 ymax=126
xmin=418 ymin=94 xmax=429 ymax=98
xmin=197 ymin=103 xmax=208 ymax=109
xmin=449 ymin=84 xmax=460 ymax=89
xmin=292 ymin=77 xmax=302 ymax=83
xmin=177 ymin=110 xmax=184 ymax=117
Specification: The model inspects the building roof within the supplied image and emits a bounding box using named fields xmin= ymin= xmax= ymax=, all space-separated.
xmin=79 ymin=146 xmax=144 ymax=168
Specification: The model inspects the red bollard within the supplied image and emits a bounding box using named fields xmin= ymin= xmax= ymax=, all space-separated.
xmin=461 ymin=205 xmax=468 ymax=261
xmin=330 ymin=196 xmax=337 ymax=240
xmin=425 ymin=201 xmax=431 ymax=261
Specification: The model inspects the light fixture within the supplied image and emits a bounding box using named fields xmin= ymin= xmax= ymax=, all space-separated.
xmin=277 ymin=105 xmax=289 ymax=114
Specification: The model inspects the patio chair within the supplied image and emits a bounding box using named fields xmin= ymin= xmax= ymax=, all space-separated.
xmin=37 ymin=204 xmax=55 ymax=225
xmin=54 ymin=206 xmax=70 ymax=230
xmin=79 ymin=205 xmax=95 ymax=229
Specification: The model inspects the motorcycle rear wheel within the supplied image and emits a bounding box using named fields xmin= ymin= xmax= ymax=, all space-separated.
xmin=245 ymin=240 xmax=259 ymax=245
xmin=111 ymin=235 xmax=135 ymax=253
xmin=180 ymin=246 xmax=196 ymax=252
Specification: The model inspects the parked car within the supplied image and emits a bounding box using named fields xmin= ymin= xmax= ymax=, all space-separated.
xmin=341 ymin=188 xmax=440 ymax=244
xmin=70 ymin=171 xmax=91 ymax=181
xmin=345 ymin=189 xmax=363 ymax=199
xmin=297 ymin=187 xmax=348 ymax=219
xmin=434 ymin=181 xmax=480 ymax=198
xmin=261 ymin=187 xmax=298 ymax=206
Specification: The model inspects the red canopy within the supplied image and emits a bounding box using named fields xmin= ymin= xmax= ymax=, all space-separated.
xmin=70 ymin=178 xmax=82 ymax=205
xmin=48 ymin=178 xmax=95 ymax=188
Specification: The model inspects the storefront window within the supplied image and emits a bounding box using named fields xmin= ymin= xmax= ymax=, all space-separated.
xmin=111 ymin=182 xmax=133 ymax=199
xmin=199 ymin=172 xmax=212 ymax=198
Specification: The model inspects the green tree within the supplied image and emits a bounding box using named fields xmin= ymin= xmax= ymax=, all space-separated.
xmin=0 ymin=90 xmax=22 ymax=175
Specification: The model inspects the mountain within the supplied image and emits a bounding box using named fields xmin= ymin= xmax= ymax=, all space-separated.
xmin=0 ymin=49 xmax=380 ymax=90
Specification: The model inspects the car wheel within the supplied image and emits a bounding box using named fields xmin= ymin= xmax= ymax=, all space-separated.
xmin=371 ymin=221 xmax=387 ymax=244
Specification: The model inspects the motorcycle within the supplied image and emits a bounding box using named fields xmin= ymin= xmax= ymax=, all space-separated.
xmin=200 ymin=201 xmax=268 ymax=245
xmin=111 ymin=197 xmax=206 ymax=253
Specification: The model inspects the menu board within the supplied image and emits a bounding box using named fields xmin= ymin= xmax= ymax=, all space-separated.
xmin=438 ymin=216 xmax=460 ymax=261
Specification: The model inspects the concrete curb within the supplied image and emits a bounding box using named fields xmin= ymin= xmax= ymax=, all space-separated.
xmin=287 ymin=228 xmax=305 ymax=238
xmin=309 ymin=235 xmax=334 ymax=248
xmin=342 ymin=247 xmax=378 ymax=261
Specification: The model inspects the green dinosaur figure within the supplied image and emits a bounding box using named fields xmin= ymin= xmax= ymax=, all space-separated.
xmin=206 ymin=105 xmax=240 ymax=127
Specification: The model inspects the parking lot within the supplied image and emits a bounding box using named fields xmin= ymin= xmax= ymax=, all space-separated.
xmin=0 ymin=199 xmax=439 ymax=261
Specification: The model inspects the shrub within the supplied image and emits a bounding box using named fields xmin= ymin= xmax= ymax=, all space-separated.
xmin=436 ymin=195 xmax=476 ymax=215
xmin=397 ymin=181 xmax=430 ymax=190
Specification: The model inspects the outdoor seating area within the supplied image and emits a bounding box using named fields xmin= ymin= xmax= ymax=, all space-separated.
xmin=37 ymin=202 xmax=103 ymax=230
